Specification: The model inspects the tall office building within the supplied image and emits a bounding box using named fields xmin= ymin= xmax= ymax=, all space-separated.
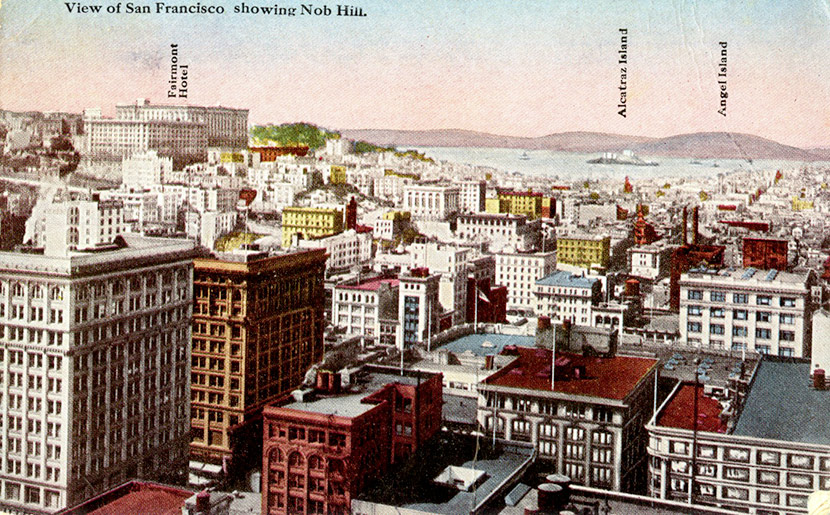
xmin=189 ymin=248 xmax=327 ymax=476
xmin=0 ymin=199 xmax=197 ymax=513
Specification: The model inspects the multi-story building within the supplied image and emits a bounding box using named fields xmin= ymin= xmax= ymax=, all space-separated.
xmin=261 ymin=366 xmax=443 ymax=515
xmin=534 ymin=271 xmax=602 ymax=326
xmin=410 ymin=242 xmax=469 ymax=325
xmin=114 ymin=100 xmax=248 ymax=149
xmin=646 ymin=360 xmax=830 ymax=514
xmin=495 ymin=190 xmax=544 ymax=219
xmin=84 ymin=100 xmax=247 ymax=166
xmin=281 ymin=207 xmax=344 ymax=249
xmin=678 ymin=268 xmax=816 ymax=356
xmin=477 ymin=347 xmax=657 ymax=493
xmin=402 ymin=184 xmax=460 ymax=221
xmin=456 ymin=213 xmax=541 ymax=252
xmin=494 ymin=251 xmax=557 ymax=313
xmin=0 ymin=202 xmax=197 ymax=513
xmin=556 ymin=233 xmax=611 ymax=271
xmin=628 ymin=243 xmax=673 ymax=281
xmin=397 ymin=268 xmax=440 ymax=350
xmin=295 ymin=229 xmax=374 ymax=273
xmin=454 ymin=179 xmax=486 ymax=213
xmin=27 ymin=198 xmax=125 ymax=255
xmin=190 ymin=248 xmax=327 ymax=475
xmin=372 ymin=211 xmax=410 ymax=242
xmin=121 ymin=150 xmax=173 ymax=190
xmin=332 ymin=277 xmax=399 ymax=347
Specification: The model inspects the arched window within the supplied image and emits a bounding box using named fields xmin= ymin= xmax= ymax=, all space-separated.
xmin=269 ymin=447 xmax=283 ymax=463
xmin=308 ymin=455 xmax=323 ymax=470
xmin=288 ymin=452 xmax=304 ymax=468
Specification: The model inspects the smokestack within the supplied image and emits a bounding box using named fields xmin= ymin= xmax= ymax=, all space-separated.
xmin=692 ymin=207 xmax=700 ymax=246
xmin=682 ymin=207 xmax=688 ymax=245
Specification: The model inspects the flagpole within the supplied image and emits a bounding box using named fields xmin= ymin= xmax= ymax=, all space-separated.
xmin=551 ymin=322 xmax=556 ymax=391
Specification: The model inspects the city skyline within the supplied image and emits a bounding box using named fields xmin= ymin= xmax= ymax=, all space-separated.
xmin=2 ymin=0 xmax=830 ymax=148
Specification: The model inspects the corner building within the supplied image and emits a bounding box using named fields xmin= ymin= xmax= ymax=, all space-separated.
xmin=190 ymin=248 xmax=327 ymax=474
xmin=261 ymin=366 xmax=443 ymax=515
xmin=0 ymin=233 xmax=197 ymax=513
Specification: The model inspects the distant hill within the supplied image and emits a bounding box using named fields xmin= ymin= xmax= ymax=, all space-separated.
xmin=338 ymin=129 xmax=654 ymax=152
xmin=629 ymin=132 xmax=819 ymax=161
xmin=338 ymin=128 xmax=826 ymax=161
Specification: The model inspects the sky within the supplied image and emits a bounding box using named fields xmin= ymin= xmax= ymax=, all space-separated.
xmin=1 ymin=0 xmax=830 ymax=147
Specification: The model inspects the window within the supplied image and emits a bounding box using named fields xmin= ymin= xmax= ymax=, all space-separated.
xmin=725 ymin=447 xmax=750 ymax=462
xmin=756 ymin=295 xmax=772 ymax=306
xmin=779 ymin=347 xmax=794 ymax=357
xmin=759 ymin=451 xmax=780 ymax=466
xmin=688 ymin=290 xmax=703 ymax=300
xmin=788 ymin=454 xmax=814 ymax=469
xmin=755 ymin=328 xmax=771 ymax=339
xmin=733 ymin=309 xmax=748 ymax=320
xmin=756 ymin=311 xmax=771 ymax=322
xmin=710 ymin=291 xmax=726 ymax=302
xmin=733 ymin=293 xmax=748 ymax=304
xmin=780 ymin=330 xmax=795 ymax=342
xmin=687 ymin=305 xmax=702 ymax=316
xmin=710 ymin=324 xmax=724 ymax=335
xmin=687 ymin=322 xmax=701 ymax=333
xmin=732 ymin=326 xmax=747 ymax=337
xmin=669 ymin=441 xmax=688 ymax=455
xmin=711 ymin=308 xmax=725 ymax=318
xmin=780 ymin=313 xmax=795 ymax=325
xmin=593 ymin=407 xmax=613 ymax=423
xmin=780 ymin=297 xmax=796 ymax=307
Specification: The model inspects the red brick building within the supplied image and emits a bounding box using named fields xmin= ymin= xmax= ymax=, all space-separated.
xmin=261 ymin=366 xmax=443 ymax=515
xmin=742 ymin=237 xmax=788 ymax=270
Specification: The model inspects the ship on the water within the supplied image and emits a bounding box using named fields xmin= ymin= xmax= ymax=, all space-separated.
xmin=588 ymin=150 xmax=658 ymax=166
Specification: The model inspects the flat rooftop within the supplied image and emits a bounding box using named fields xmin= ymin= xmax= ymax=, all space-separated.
xmin=656 ymin=384 xmax=728 ymax=433
xmin=337 ymin=277 xmax=399 ymax=291
xmin=483 ymin=347 xmax=656 ymax=401
xmin=281 ymin=367 xmax=431 ymax=418
xmin=357 ymin=435 xmax=535 ymax=515
xmin=438 ymin=333 xmax=536 ymax=357
xmin=0 ymin=234 xmax=196 ymax=276
xmin=681 ymin=266 xmax=810 ymax=288
xmin=536 ymin=270 xmax=598 ymax=289
xmin=57 ymin=481 xmax=192 ymax=515
xmin=733 ymin=360 xmax=830 ymax=445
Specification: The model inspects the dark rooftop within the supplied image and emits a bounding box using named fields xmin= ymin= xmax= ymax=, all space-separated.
xmin=656 ymin=383 xmax=727 ymax=433
xmin=57 ymin=481 xmax=192 ymax=515
xmin=733 ymin=360 xmax=830 ymax=445
xmin=483 ymin=347 xmax=656 ymax=401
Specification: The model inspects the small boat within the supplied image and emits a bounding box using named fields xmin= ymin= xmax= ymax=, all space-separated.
xmin=519 ymin=151 xmax=530 ymax=160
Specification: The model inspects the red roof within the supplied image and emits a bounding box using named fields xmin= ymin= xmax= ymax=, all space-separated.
xmin=58 ymin=481 xmax=192 ymax=515
xmin=656 ymin=383 xmax=727 ymax=433
xmin=338 ymin=278 xmax=399 ymax=292
xmin=483 ymin=347 xmax=656 ymax=401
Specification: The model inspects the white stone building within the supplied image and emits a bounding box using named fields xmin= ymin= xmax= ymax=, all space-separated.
xmin=402 ymin=184 xmax=460 ymax=221
xmin=495 ymin=251 xmax=557 ymax=313
xmin=678 ymin=268 xmax=816 ymax=356
xmin=0 ymin=201 xmax=195 ymax=513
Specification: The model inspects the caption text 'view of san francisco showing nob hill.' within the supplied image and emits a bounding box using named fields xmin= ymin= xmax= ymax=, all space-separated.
xmin=5 ymin=25 xmax=830 ymax=515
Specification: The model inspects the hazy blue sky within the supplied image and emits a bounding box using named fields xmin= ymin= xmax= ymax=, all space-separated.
xmin=2 ymin=0 xmax=829 ymax=146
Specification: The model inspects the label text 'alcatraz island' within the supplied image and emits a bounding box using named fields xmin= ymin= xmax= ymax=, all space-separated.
xmin=618 ymin=28 xmax=628 ymax=118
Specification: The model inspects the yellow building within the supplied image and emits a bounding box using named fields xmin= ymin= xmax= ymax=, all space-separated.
xmin=281 ymin=206 xmax=344 ymax=248
xmin=497 ymin=190 xmax=544 ymax=219
xmin=485 ymin=197 xmax=510 ymax=214
xmin=557 ymin=234 xmax=611 ymax=269
xmin=190 ymin=248 xmax=327 ymax=472
xmin=792 ymin=196 xmax=814 ymax=211
xmin=329 ymin=165 xmax=347 ymax=185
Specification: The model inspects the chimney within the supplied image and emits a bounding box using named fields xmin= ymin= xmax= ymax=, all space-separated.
xmin=195 ymin=490 xmax=211 ymax=513
xmin=682 ymin=207 xmax=688 ymax=245
xmin=692 ymin=207 xmax=700 ymax=246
